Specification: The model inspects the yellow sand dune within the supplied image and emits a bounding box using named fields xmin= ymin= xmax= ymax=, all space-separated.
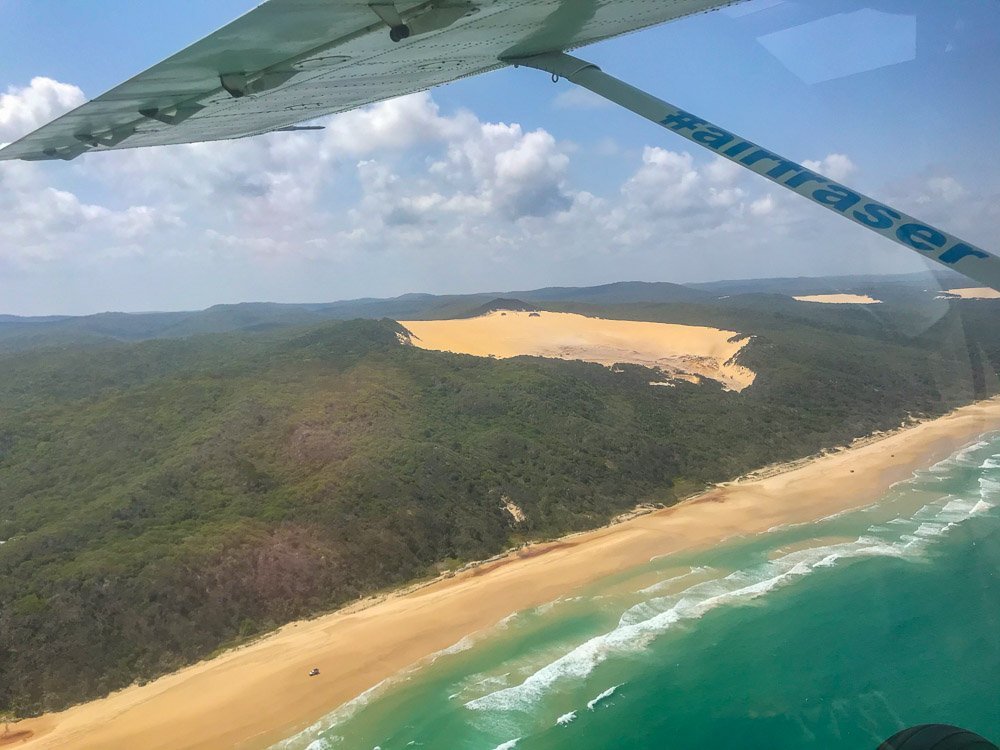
xmin=400 ymin=310 xmax=755 ymax=391
xmin=792 ymin=294 xmax=881 ymax=304
xmin=943 ymin=287 xmax=1000 ymax=300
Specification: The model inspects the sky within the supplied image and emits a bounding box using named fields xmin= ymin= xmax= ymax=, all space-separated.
xmin=1 ymin=0 xmax=999 ymax=315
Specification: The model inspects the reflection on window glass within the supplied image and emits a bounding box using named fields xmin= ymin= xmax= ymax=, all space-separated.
xmin=0 ymin=2 xmax=996 ymax=749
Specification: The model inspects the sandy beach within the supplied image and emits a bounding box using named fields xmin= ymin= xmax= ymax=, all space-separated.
xmin=6 ymin=397 xmax=1000 ymax=750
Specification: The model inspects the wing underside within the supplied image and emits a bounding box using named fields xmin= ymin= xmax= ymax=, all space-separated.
xmin=0 ymin=0 xmax=739 ymax=161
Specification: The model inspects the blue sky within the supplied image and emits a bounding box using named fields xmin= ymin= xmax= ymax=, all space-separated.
xmin=1 ymin=0 xmax=999 ymax=315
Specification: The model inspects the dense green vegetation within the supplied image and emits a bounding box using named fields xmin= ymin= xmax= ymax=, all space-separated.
xmin=0 ymin=273 xmax=950 ymax=352
xmin=0 ymin=285 xmax=997 ymax=717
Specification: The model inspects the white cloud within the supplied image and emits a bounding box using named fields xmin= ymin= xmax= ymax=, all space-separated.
xmin=0 ymin=180 xmax=171 ymax=263
xmin=803 ymin=153 xmax=857 ymax=183
xmin=924 ymin=176 xmax=967 ymax=204
xmin=749 ymin=194 xmax=776 ymax=216
xmin=319 ymin=92 xmax=476 ymax=157
xmin=704 ymin=157 xmax=743 ymax=186
xmin=552 ymin=87 xmax=614 ymax=110
xmin=879 ymin=171 xmax=1000 ymax=251
xmin=0 ymin=77 xmax=85 ymax=145
xmin=3 ymin=76 xmax=994 ymax=315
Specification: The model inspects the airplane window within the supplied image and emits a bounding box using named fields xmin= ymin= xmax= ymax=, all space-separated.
xmin=0 ymin=2 xmax=997 ymax=749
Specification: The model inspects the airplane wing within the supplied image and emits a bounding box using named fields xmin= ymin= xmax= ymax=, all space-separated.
xmin=0 ymin=0 xmax=740 ymax=161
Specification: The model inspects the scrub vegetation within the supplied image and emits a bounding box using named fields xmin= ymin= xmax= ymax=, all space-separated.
xmin=1 ymin=282 xmax=997 ymax=716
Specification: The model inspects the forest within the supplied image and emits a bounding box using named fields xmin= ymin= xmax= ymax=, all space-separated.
xmin=1 ymin=282 xmax=997 ymax=716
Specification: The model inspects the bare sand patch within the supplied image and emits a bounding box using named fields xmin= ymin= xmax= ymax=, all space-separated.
xmin=400 ymin=311 xmax=755 ymax=391
xmin=942 ymin=287 xmax=1000 ymax=300
xmin=9 ymin=398 xmax=1000 ymax=750
xmin=792 ymin=294 xmax=882 ymax=304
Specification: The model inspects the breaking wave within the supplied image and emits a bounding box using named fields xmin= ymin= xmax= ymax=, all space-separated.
xmin=271 ymin=679 xmax=391 ymax=749
xmin=638 ymin=567 xmax=711 ymax=595
xmin=466 ymin=473 xmax=995 ymax=714
xmin=275 ymin=433 xmax=1000 ymax=748
xmin=587 ymin=684 xmax=622 ymax=710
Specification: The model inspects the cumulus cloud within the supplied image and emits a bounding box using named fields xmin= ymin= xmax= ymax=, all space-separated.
xmin=0 ymin=177 xmax=175 ymax=264
xmin=79 ymin=92 xmax=572 ymax=248
xmin=0 ymin=77 xmax=84 ymax=145
xmin=0 ymin=83 xmax=174 ymax=264
xmin=598 ymin=147 xmax=780 ymax=246
xmin=803 ymin=153 xmax=857 ymax=182
xmin=879 ymin=171 xmax=1000 ymax=251
xmin=3 ymin=75 xmax=992 ymax=315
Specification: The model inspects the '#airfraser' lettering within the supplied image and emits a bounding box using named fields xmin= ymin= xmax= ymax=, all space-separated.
xmin=659 ymin=109 xmax=989 ymax=266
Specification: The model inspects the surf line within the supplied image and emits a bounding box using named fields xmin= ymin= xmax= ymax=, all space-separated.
xmin=658 ymin=108 xmax=986 ymax=268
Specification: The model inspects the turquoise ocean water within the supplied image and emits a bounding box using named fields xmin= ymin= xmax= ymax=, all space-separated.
xmin=273 ymin=434 xmax=1000 ymax=750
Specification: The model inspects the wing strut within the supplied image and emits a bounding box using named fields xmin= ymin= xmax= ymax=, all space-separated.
xmin=509 ymin=52 xmax=1000 ymax=293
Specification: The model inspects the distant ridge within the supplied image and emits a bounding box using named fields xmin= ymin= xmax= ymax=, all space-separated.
xmin=1 ymin=274 xmax=984 ymax=353
xmin=0 ymin=282 xmax=707 ymax=350
xmin=689 ymin=271 xmax=969 ymax=296
xmin=464 ymin=298 xmax=540 ymax=317
xmin=511 ymin=280 xmax=710 ymax=305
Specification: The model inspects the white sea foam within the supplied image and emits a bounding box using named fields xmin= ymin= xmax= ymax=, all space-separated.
xmin=429 ymin=635 xmax=476 ymax=662
xmin=971 ymin=500 xmax=994 ymax=515
xmin=556 ymin=710 xmax=577 ymax=725
xmin=492 ymin=739 xmax=520 ymax=749
xmin=465 ymin=528 xmax=943 ymax=714
xmin=954 ymin=440 xmax=989 ymax=464
xmin=979 ymin=476 xmax=1000 ymax=499
xmin=587 ymin=684 xmax=622 ymax=710
xmin=474 ymin=673 xmax=511 ymax=688
xmin=929 ymin=439 xmax=990 ymax=474
xmin=269 ymin=679 xmax=390 ymax=749
xmin=817 ymin=506 xmax=865 ymax=523
xmin=496 ymin=612 xmax=520 ymax=629
xmin=468 ymin=555 xmax=811 ymax=711
xmin=532 ymin=601 xmax=559 ymax=616
xmin=638 ymin=567 xmax=711 ymax=595
xmin=764 ymin=522 xmax=795 ymax=534
xmin=273 ymin=607 xmax=534 ymax=747
xmin=765 ymin=504 xmax=876 ymax=535
xmin=466 ymin=439 xmax=1000 ymax=715
xmin=933 ymin=498 xmax=980 ymax=524
xmin=914 ymin=522 xmax=947 ymax=537
xmin=449 ymin=671 xmax=512 ymax=703
xmin=283 ymin=434 xmax=1000 ymax=747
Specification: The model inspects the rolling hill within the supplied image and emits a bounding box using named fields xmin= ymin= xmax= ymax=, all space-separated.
xmin=1 ymin=280 xmax=998 ymax=716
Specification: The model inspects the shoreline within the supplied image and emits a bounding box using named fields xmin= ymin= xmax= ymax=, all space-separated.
xmin=8 ymin=397 xmax=1000 ymax=750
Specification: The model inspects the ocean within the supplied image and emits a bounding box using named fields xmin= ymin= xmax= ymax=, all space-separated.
xmin=273 ymin=434 xmax=1000 ymax=750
